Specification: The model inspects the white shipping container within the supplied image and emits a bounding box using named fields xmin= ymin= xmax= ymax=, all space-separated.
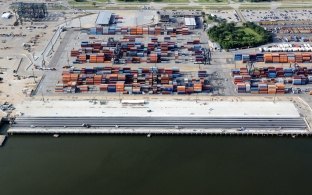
xmin=245 ymin=83 xmax=251 ymax=92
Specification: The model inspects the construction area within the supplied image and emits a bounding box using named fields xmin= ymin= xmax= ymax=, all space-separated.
xmin=1 ymin=0 xmax=312 ymax=135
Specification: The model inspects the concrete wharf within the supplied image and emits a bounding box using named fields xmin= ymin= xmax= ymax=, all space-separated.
xmin=8 ymin=116 xmax=310 ymax=136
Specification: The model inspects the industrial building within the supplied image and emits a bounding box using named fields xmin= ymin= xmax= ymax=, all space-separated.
xmin=158 ymin=10 xmax=202 ymax=29
xmin=184 ymin=17 xmax=196 ymax=29
xmin=160 ymin=14 xmax=170 ymax=22
xmin=96 ymin=11 xmax=115 ymax=26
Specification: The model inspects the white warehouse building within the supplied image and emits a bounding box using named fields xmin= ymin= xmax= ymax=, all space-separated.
xmin=184 ymin=17 xmax=196 ymax=29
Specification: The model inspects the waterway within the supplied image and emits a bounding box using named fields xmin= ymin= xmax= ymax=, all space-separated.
xmin=0 ymin=131 xmax=312 ymax=194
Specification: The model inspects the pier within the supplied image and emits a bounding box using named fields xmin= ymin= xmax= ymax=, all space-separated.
xmin=8 ymin=100 xmax=311 ymax=136
xmin=8 ymin=116 xmax=310 ymax=136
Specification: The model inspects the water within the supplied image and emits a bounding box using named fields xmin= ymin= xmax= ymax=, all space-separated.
xmin=0 ymin=134 xmax=312 ymax=195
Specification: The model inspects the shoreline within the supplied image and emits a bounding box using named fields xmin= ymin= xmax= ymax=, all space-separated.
xmin=8 ymin=127 xmax=310 ymax=137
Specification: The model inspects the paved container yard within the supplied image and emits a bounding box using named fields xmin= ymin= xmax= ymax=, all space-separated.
xmin=14 ymin=100 xmax=300 ymax=117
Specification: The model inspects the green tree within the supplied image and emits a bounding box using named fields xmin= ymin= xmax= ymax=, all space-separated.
xmin=208 ymin=21 xmax=272 ymax=49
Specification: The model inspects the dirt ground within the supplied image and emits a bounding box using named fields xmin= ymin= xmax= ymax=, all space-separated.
xmin=0 ymin=0 xmax=86 ymax=104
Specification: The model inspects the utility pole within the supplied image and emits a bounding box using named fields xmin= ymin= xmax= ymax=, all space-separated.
xmin=32 ymin=68 xmax=36 ymax=83
xmin=78 ymin=17 xmax=81 ymax=29
xmin=42 ymin=54 xmax=46 ymax=68
xmin=67 ymin=53 xmax=70 ymax=65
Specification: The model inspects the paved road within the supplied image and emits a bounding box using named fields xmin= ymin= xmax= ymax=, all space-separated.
xmin=12 ymin=116 xmax=307 ymax=129
xmin=35 ymin=29 xmax=80 ymax=95
xmin=76 ymin=0 xmax=312 ymax=10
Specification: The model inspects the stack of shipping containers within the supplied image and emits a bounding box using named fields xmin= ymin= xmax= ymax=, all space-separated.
xmin=57 ymin=67 xmax=213 ymax=94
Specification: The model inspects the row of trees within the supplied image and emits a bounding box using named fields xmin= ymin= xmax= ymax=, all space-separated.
xmin=239 ymin=0 xmax=276 ymax=2
xmin=248 ymin=0 xmax=275 ymax=2
xmin=208 ymin=22 xmax=272 ymax=50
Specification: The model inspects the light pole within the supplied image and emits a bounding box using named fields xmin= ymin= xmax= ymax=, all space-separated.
xmin=273 ymin=86 xmax=277 ymax=103
xmin=196 ymin=93 xmax=198 ymax=103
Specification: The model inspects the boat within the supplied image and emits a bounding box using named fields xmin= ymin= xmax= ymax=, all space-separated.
xmin=53 ymin=134 xmax=59 ymax=138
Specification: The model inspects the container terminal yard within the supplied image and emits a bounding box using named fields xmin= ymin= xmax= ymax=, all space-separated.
xmin=2 ymin=0 xmax=312 ymax=138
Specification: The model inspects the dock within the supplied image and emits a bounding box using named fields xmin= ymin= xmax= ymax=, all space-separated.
xmin=8 ymin=100 xmax=311 ymax=137
xmin=0 ymin=135 xmax=6 ymax=146
xmin=8 ymin=116 xmax=310 ymax=137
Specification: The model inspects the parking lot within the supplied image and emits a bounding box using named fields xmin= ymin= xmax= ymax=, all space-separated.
xmin=206 ymin=10 xmax=240 ymax=23
xmin=241 ymin=9 xmax=312 ymax=23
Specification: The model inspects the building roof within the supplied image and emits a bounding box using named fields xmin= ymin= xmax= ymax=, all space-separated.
xmin=1 ymin=13 xmax=12 ymax=19
xmin=184 ymin=17 xmax=196 ymax=26
xmin=160 ymin=15 xmax=170 ymax=22
xmin=96 ymin=11 xmax=112 ymax=25
xmin=213 ymin=42 xmax=221 ymax=49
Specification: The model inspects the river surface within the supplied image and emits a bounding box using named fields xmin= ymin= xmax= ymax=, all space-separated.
xmin=0 ymin=131 xmax=312 ymax=195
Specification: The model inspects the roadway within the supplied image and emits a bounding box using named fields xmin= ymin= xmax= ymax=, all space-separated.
xmin=12 ymin=116 xmax=307 ymax=129
xmin=34 ymin=28 xmax=80 ymax=96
